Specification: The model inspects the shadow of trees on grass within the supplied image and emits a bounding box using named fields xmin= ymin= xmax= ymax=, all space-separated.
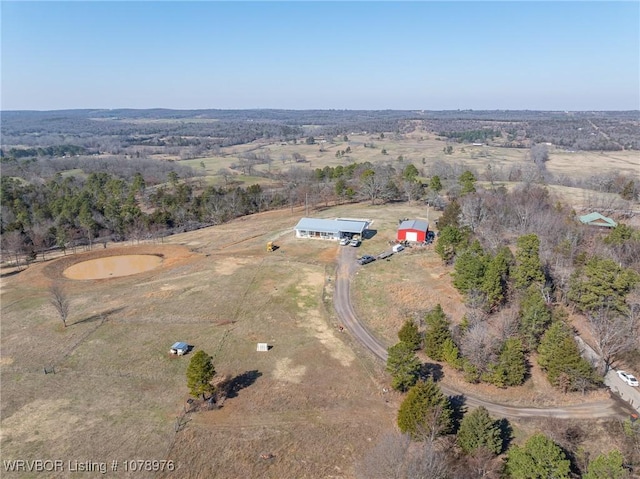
xmin=223 ymin=370 xmax=262 ymax=399
xmin=73 ymin=307 xmax=125 ymax=326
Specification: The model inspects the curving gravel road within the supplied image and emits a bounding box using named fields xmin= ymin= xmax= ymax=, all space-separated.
xmin=334 ymin=246 xmax=628 ymax=420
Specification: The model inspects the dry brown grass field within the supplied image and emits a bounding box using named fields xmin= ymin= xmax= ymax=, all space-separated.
xmin=172 ymin=130 xmax=639 ymax=188
xmin=2 ymin=196 xmax=625 ymax=478
xmin=1 ymin=204 xmax=418 ymax=478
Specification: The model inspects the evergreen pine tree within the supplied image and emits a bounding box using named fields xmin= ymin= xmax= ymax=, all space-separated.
xmin=429 ymin=175 xmax=443 ymax=193
xmin=513 ymin=234 xmax=544 ymax=289
xmin=397 ymin=379 xmax=453 ymax=440
xmin=568 ymin=256 xmax=639 ymax=314
xmin=424 ymin=304 xmax=452 ymax=361
xmin=434 ymin=225 xmax=467 ymax=264
xmin=584 ymin=450 xmax=628 ymax=479
xmin=537 ymin=322 xmax=598 ymax=391
xmin=386 ymin=342 xmax=422 ymax=392
xmin=481 ymin=247 xmax=511 ymax=309
xmin=452 ymin=241 xmax=488 ymax=295
xmin=441 ymin=337 xmax=463 ymax=370
xmin=186 ymin=350 xmax=216 ymax=400
xmin=518 ymin=285 xmax=552 ymax=350
xmin=506 ymin=433 xmax=571 ymax=479
xmin=398 ymin=319 xmax=422 ymax=351
xmin=488 ymin=338 xmax=527 ymax=387
xmin=457 ymin=406 xmax=503 ymax=454
xmin=459 ymin=170 xmax=477 ymax=195
xmin=437 ymin=200 xmax=461 ymax=229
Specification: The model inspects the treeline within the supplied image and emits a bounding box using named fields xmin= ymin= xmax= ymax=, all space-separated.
xmin=1 ymin=118 xmax=304 ymax=150
xmin=2 ymin=110 xmax=638 ymax=156
xmin=0 ymin=156 xmax=437 ymax=262
xmin=0 ymin=171 xmax=295 ymax=260
xmin=357 ymin=397 xmax=639 ymax=478
xmin=384 ymin=173 xmax=639 ymax=395
xmin=428 ymin=117 xmax=639 ymax=150
xmin=438 ymin=128 xmax=502 ymax=143
xmin=0 ymin=155 xmax=198 ymax=185
xmin=0 ymin=144 xmax=88 ymax=158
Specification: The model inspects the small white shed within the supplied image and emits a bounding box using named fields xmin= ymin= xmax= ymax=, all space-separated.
xmin=170 ymin=342 xmax=190 ymax=355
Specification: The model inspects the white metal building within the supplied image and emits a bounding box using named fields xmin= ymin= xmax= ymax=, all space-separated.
xmin=294 ymin=218 xmax=368 ymax=240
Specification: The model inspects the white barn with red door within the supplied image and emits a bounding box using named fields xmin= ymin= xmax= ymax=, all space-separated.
xmin=397 ymin=219 xmax=429 ymax=242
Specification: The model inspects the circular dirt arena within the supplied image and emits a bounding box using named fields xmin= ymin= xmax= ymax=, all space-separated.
xmin=63 ymin=255 xmax=163 ymax=280
xmin=38 ymin=244 xmax=199 ymax=283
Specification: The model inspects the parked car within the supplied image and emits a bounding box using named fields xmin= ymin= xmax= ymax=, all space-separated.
xmin=349 ymin=239 xmax=361 ymax=247
xmin=357 ymin=255 xmax=376 ymax=265
xmin=425 ymin=231 xmax=436 ymax=244
xmin=339 ymin=238 xmax=350 ymax=246
xmin=617 ymin=370 xmax=639 ymax=386
xmin=392 ymin=244 xmax=405 ymax=253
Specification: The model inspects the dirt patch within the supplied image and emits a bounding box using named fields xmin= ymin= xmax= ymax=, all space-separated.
xmin=0 ymin=357 xmax=14 ymax=366
xmin=213 ymin=257 xmax=254 ymax=276
xmin=299 ymin=309 xmax=356 ymax=367
xmin=272 ymin=358 xmax=307 ymax=384
xmin=35 ymin=244 xmax=198 ymax=283
xmin=63 ymin=254 xmax=163 ymax=280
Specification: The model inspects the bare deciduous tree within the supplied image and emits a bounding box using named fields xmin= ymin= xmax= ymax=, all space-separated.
xmin=460 ymin=194 xmax=488 ymax=233
xmin=493 ymin=307 xmax=520 ymax=342
xmin=355 ymin=432 xmax=449 ymax=479
xmin=406 ymin=441 xmax=450 ymax=479
xmin=50 ymin=283 xmax=70 ymax=327
xmin=2 ymin=230 xmax=27 ymax=267
xmin=587 ymin=305 xmax=640 ymax=373
xmin=460 ymin=322 xmax=499 ymax=373
xmin=530 ymin=144 xmax=549 ymax=166
xmin=358 ymin=165 xmax=394 ymax=205
xmin=454 ymin=447 xmax=503 ymax=479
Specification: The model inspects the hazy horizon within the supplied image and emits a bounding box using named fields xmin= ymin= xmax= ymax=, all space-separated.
xmin=2 ymin=1 xmax=639 ymax=111
xmin=2 ymin=107 xmax=639 ymax=113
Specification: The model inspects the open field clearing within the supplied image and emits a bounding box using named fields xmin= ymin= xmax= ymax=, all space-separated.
xmin=0 ymin=200 xmax=632 ymax=478
xmin=171 ymin=133 xmax=639 ymax=191
xmin=1 ymin=206 xmax=401 ymax=478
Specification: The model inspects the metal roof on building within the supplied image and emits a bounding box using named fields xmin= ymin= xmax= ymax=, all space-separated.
xmin=578 ymin=212 xmax=617 ymax=228
xmin=398 ymin=219 xmax=429 ymax=231
xmin=294 ymin=218 xmax=368 ymax=234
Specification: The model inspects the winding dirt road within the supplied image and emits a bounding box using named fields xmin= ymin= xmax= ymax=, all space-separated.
xmin=334 ymin=247 xmax=628 ymax=420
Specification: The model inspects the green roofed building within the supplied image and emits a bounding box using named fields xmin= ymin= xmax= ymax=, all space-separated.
xmin=578 ymin=212 xmax=617 ymax=228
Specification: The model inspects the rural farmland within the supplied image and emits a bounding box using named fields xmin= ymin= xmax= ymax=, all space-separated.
xmin=2 ymin=109 xmax=640 ymax=479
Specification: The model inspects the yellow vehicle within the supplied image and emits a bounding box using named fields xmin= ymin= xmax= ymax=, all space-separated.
xmin=267 ymin=241 xmax=276 ymax=252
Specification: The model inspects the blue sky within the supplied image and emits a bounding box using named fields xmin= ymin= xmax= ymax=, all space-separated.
xmin=2 ymin=1 xmax=638 ymax=111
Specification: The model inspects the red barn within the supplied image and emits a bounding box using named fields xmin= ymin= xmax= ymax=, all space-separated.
xmin=397 ymin=219 xmax=429 ymax=242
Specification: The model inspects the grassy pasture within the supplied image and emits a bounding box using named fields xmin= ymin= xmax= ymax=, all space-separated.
xmin=1 ymin=206 xmax=406 ymax=478
xmin=172 ymin=132 xmax=638 ymax=189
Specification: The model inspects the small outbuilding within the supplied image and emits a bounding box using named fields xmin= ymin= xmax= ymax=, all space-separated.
xmin=397 ymin=219 xmax=429 ymax=242
xmin=578 ymin=212 xmax=617 ymax=229
xmin=294 ymin=218 xmax=368 ymax=241
xmin=169 ymin=342 xmax=190 ymax=356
